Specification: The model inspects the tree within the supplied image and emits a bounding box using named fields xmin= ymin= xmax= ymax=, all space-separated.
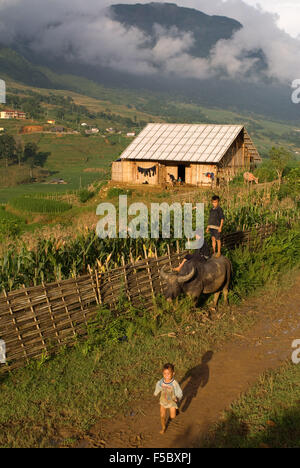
xmin=269 ymin=146 xmax=293 ymax=186
xmin=23 ymin=142 xmax=38 ymax=178
xmin=23 ymin=142 xmax=50 ymax=178
xmin=14 ymin=136 xmax=24 ymax=166
xmin=0 ymin=134 xmax=16 ymax=168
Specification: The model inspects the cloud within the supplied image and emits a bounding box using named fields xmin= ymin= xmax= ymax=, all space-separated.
xmin=0 ymin=0 xmax=299 ymax=84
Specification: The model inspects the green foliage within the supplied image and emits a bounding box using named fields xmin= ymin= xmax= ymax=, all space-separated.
xmin=227 ymin=225 xmax=300 ymax=303
xmin=107 ymin=187 xmax=133 ymax=198
xmin=269 ymin=146 xmax=293 ymax=183
xmin=9 ymin=197 xmax=72 ymax=214
xmin=0 ymin=206 xmax=25 ymax=240
xmin=254 ymin=160 xmax=277 ymax=182
xmin=229 ymin=173 xmax=244 ymax=187
xmin=203 ymin=363 xmax=300 ymax=448
xmin=77 ymin=189 xmax=94 ymax=203
xmin=0 ymin=133 xmax=16 ymax=166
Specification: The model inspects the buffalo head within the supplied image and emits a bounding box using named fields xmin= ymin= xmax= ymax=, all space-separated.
xmin=160 ymin=264 xmax=195 ymax=300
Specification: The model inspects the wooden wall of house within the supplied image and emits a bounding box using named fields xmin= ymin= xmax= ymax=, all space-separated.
xmin=112 ymin=160 xmax=159 ymax=185
xmin=187 ymin=164 xmax=217 ymax=186
xmin=218 ymin=132 xmax=250 ymax=180
xmin=164 ymin=165 xmax=178 ymax=184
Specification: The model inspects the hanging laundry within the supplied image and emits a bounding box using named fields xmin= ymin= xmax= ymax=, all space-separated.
xmin=205 ymin=172 xmax=215 ymax=180
xmin=138 ymin=165 xmax=157 ymax=177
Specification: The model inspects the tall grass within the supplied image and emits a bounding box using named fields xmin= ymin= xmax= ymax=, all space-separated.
xmin=9 ymin=197 xmax=72 ymax=214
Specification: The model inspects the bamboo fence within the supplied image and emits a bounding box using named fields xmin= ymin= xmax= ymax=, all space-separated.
xmin=0 ymin=223 xmax=277 ymax=374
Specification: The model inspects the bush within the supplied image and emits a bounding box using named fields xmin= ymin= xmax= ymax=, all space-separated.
xmin=9 ymin=197 xmax=72 ymax=213
xmin=78 ymin=189 xmax=94 ymax=203
xmin=107 ymin=187 xmax=132 ymax=198
xmin=0 ymin=207 xmax=25 ymax=239
xmin=254 ymin=161 xmax=277 ymax=182
xmin=230 ymin=173 xmax=244 ymax=187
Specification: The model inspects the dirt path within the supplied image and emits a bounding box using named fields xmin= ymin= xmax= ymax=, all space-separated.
xmin=77 ymin=275 xmax=300 ymax=448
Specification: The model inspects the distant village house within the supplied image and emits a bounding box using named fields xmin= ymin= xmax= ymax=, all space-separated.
xmin=85 ymin=128 xmax=99 ymax=135
xmin=0 ymin=109 xmax=26 ymax=119
xmin=112 ymin=123 xmax=261 ymax=187
xmin=51 ymin=126 xmax=65 ymax=133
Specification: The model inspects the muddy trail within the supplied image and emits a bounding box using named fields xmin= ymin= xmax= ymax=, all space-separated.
xmin=77 ymin=275 xmax=300 ymax=449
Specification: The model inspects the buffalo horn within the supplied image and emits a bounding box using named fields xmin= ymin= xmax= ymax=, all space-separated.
xmin=177 ymin=267 xmax=195 ymax=284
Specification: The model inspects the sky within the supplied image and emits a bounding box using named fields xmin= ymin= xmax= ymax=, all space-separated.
xmin=0 ymin=0 xmax=299 ymax=83
xmin=243 ymin=0 xmax=300 ymax=37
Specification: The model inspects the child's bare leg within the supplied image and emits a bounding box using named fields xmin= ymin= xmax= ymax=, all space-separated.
xmin=216 ymin=240 xmax=221 ymax=257
xmin=169 ymin=407 xmax=176 ymax=420
xmin=160 ymin=405 xmax=167 ymax=434
xmin=173 ymin=259 xmax=186 ymax=273
xmin=212 ymin=237 xmax=216 ymax=254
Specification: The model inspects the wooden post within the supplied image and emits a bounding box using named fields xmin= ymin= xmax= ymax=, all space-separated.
xmin=155 ymin=247 xmax=164 ymax=295
xmin=143 ymin=245 xmax=155 ymax=297
xmin=95 ymin=267 xmax=103 ymax=305
xmin=22 ymin=284 xmax=47 ymax=352
xmin=3 ymin=289 xmax=29 ymax=363
xmin=88 ymin=265 xmax=99 ymax=305
xmin=121 ymin=256 xmax=131 ymax=302
xmin=42 ymin=281 xmax=61 ymax=345
xmin=57 ymin=281 xmax=77 ymax=338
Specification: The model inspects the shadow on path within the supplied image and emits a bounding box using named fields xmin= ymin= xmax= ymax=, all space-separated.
xmin=179 ymin=351 xmax=213 ymax=413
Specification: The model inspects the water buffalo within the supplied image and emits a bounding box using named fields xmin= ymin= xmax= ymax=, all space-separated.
xmin=160 ymin=255 xmax=232 ymax=308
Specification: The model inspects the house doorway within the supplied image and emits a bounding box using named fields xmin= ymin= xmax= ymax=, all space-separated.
xmin=178 ymin=165 xmax=186 ymax=182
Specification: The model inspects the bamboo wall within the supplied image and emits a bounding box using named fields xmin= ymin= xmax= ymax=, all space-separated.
xmin=0 ymin=224 xmax=276 ymax=375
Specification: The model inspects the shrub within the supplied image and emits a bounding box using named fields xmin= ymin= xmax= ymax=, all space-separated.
xmin=78 ymin=189 xmax=94 ymax=203
xmin=254 ymin=161 xmax=277 ymax=182
xmin=107 ymin=187 xmax=132 ymax=198
xmin=0 ymin=207 xmax=25 ymax=239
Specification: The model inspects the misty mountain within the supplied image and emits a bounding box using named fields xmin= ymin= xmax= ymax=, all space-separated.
xmin=0 ymin=2 xmax=299 ymax=122
xmin=110 ymin=2 xmax=242 ymax=58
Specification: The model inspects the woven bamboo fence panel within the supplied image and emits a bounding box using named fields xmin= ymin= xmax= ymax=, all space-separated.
xmin=0 ymin=224 xmax=276 ymax=374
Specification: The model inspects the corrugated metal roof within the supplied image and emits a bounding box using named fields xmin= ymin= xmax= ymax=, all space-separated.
xmin=120 ymin=123 xmax=244 ymax=164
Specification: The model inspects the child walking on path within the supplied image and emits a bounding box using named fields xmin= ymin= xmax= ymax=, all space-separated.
xmin=206 ymin=195 xmax=225 ymax=258
xmin=154 ymin=363 xmax=183 ymax=434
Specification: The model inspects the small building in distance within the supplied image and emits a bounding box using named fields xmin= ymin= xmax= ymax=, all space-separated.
xmin=85 ymin=127 xmax=99 ymax=135
xmin=51 ymin=126 xmax=65 ymax=133
xmin=47 ymin=119 xmax=56 ymax=124
xmin=112 ymin=123 xmax=261 ymax=186
xmin=126 ymin=132 xmax=136 ymax=137
xmin=0 ymin=109 xmax=26 ymax=119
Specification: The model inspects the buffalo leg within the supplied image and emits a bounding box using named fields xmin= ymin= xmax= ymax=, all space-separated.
xmin=223 ymin=287 xmax=229 ymax=305
xmin=213 ymin=291 xmax=221 ymax=308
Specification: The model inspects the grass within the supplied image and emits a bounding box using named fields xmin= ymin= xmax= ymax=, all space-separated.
xmin=0 ymin=132 xmax=124 ymax=203
xmin=202 ymin=362 xmax=300 ymax=448
xmin=9 ymin=197 xmax=72 ymax=214
xmin=0 ymin=228 xmax=299 ymax=447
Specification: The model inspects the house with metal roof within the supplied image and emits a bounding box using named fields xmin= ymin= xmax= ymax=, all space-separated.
xmin=111 ymin=123 xmax=261 ymax=186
